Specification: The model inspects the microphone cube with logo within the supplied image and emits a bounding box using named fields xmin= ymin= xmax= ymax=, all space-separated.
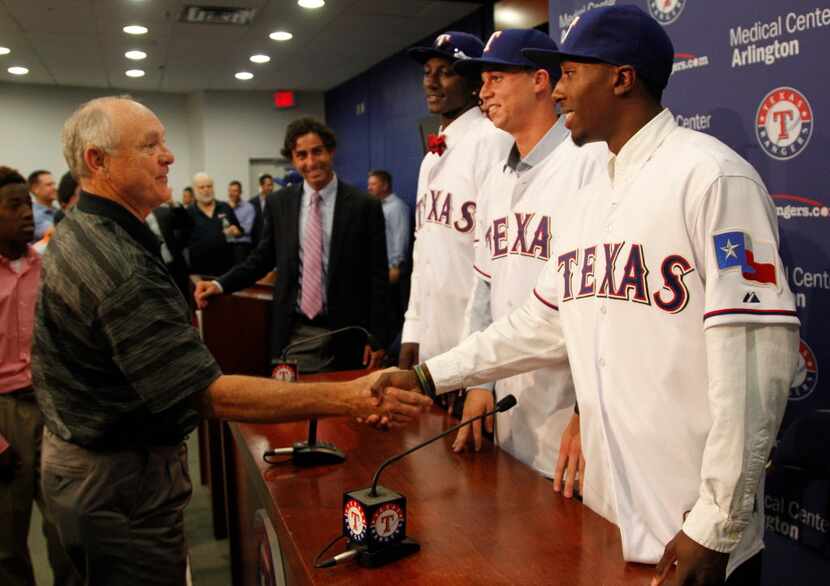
xmin=342 ymin=486 xmax=419 ymax=566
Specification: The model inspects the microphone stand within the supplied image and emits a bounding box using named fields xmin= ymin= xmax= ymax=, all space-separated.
xmin=263 ymin=326 xmax=380 ymax=467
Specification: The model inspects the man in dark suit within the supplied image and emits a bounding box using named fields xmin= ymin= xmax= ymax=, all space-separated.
xmin=248 ymin=173 xmax=273 ymax=248
xmin=195 ymin=118 xmax=388 ymax=373
xmin=147 ymin=202 xmax=194 ymax=312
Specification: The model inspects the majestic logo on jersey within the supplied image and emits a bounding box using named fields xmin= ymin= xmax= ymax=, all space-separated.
xmin=557 ymin=242 xmax=695 ymax=314
xmin=415 ymin=190 xmax=475 ymax=234
xmin=713 ymin=231 xmax=778 ymax=286
xmin=370 ymin=503 xmax=404 ymax=543
xmin=790 ymin=339 xmax=818 ymax=401
xmin=484 ymin=212 xmax=551 ymax=262
xmin=771 ymin=194 xmax=830 ymax=221
xmin=756 ymin=87 xmax=813 ymax=160
xmin=648 ymin=0 xmax=686 ymax=25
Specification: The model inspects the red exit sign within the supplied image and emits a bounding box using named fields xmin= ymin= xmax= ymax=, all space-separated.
xmin=273 ymin=91 xmax=295 ymax=109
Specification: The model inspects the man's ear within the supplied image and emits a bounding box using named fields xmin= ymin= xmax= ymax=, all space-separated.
xmin=611 ymin=65 xmax=637 ymax=97
xmin=83 ymin=147 xmax=108 ymax=175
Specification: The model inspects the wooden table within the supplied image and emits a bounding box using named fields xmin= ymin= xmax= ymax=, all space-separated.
xmin=225 ymin=370 xmax=654 ymax=585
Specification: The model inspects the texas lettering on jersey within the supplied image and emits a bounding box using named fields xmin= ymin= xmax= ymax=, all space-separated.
xmin=415 ymin=189 xmax=475 ymax=234
xmin=557 ymin=242 xmax=696 ymax=314
xmin=484 ymin=212 xmax=552 ymax=261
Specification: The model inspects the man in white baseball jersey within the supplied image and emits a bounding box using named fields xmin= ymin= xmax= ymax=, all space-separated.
xmin=377 ymin=7 xmax=799 ymax=585
xmin=399 ymin=32 xmax=512 ymax=373
xmin=449 ymin=29 xmax=606 ymax=494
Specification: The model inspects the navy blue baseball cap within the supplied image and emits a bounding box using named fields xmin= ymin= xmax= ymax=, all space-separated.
xmin=408 ymin=31 xmax=484 ymax=65
xmin=454 ymin=29 xmax=560 ymax=78
xmin=522 ymin=5 xmax=675 ymax=91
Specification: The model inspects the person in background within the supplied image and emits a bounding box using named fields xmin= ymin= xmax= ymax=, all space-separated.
xmin=54 ymin=171 xmax=81 ymax=226
xmin=28 ymin=170 xmax=57 ymax=241
xmin=186 ymin=172 xmax=240 ymax=277
xmin=0 ymin=166 xmax=79 ymax=586
xmin=148 ymin=200 xmax=194 ymax=312
xmin=249 ymin=173 xmax=273 ymax=247
xmin=227 ymin=179 xmax=255 ymax=264
xmin=367 ymin=169 xmax=411 ymax=341
xmin=181 ymin=186 xmax=194 ymax=207
xmin=196 ymin=118 xmax=389 ymax=373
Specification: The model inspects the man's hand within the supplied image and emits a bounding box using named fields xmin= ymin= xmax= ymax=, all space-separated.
xmin=224 ymin=225 xmax=242 ymax=238
xmin=350 ymin=369 xmax=432 ymax=429
xmin=363 ymin=344 xmax=385 ymax=370
xmin=389 ymin=266 xmax=401 ymax=284
xmin=553 ymin=412 xmax=584 ymax=498
xmin=398 ymin=343 xmax=419 ymax=369
xmin=451 ymin=388 xmax=494 ymax=452
xmin=652 ymin=530 xmax=729 ymax=586
xmin=194 ymin=280 xmax=221 ymax=309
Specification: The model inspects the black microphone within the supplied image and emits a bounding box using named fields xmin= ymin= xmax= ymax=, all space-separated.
xmin=333 ymin=394 xmax=518 ymax=568
xmin=263 ymin=325 xmax=380 ymax=467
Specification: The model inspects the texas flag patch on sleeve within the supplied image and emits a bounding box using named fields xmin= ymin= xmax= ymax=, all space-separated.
xmin=713 ymin=231 xmax=778 ymax=286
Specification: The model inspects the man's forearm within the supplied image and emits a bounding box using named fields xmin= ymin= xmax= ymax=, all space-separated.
xmin=425 ymin=294 xmax=568 ymax=393
xmin=683 ymin=323 xmax=799 ymax=552
xmin=196 ymin=374 xmax=361 ymax=422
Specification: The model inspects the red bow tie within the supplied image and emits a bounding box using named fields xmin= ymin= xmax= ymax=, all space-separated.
xmin=427 ymin=133 xmax=447 ymax=156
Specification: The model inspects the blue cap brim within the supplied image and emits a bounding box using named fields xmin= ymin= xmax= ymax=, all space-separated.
xmin=453 ymin=56 xmax=536 ymax=77
xmin=408 ymin=47 xmax=456 ymax=64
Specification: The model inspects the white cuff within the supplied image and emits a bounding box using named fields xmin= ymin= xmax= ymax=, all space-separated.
xmin=682 ymin=498 xmax=745 ymax=553
xmin=213 ymin=280 xmax=224 ymax=294
xmin=400 ymin=318 xmax=420 ymax=345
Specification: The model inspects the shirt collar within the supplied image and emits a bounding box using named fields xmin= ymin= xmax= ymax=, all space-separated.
xmin=440 ymin=107 xmax=486 ymax=147
xmin=504 ymin=115 xmax=569 ymax=173
xmin=382 ymin=193 xmax=398 ymax=206
xmin=0 ymin=244 xmax=39 ymax=271
xmin=607 ymin=108 xmax=676 ymax=186
xmin=303 ymin=174 xmax=338 ymax=204
xmin=77 ymin=191 xmax=162 ymax=258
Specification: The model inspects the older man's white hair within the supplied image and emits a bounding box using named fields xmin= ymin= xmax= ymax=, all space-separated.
xmin=192 ymin=172 xmax=213 ymax=184
xmin=61 ymin=95 xmax=145 ymax=179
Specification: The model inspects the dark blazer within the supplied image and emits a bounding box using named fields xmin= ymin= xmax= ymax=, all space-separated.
xmin=152 ymin=204 xmax=194 ymax=311
xmin=221 ymin=180 xmax=388 ymax=365
xmin=248 ymin=194 xmax=267 ymax=248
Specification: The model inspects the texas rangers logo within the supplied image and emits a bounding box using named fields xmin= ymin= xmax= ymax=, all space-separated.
xmin=434 ymin=34 xmax=451 ymax=48
xmin=562 ymin=15 xmax=580 ymax=43
xmin=344 ymin=500 xmax=367 ymax=541
xmin=756 ymin=87 xmax=813 ymax=161
xmin=271 ymin=362 xmax=297 ymax=382
xmin=790 ymin=339 xmax=818 ymax=401
xmin=648 ymin=0 xmax=686 ymax=25
xmin=370 ymin=503 xmax=404 ymax=543
xmin=484 ymin=31 xmax=502 ymax=54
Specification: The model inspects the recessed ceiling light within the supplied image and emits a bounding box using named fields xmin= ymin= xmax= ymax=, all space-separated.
xmin=125 ymin=50 xmax=147 ymax=61
xmin=298 ymin=0 xmax=325 ymax=8
xmin=235 ymin=71 xmax=254 ymax=81
xmin=250 ymin=54 xmax=270 ymax=64
xmin=123 ymin=25 xmax=148 ymax=35
xmin=269 ymin=31 xmax=293 ymax=41
xmin=8 ymin=66 xmax=28 ymax=75
xmin=125 ymin=69 xmax=145 ymax=78
xmin=0 ymin=47 xmax=10 ymax=55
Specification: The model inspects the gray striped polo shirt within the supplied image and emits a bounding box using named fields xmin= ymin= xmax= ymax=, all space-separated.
xmin=32 ymin=192 xmax=221 ymax=450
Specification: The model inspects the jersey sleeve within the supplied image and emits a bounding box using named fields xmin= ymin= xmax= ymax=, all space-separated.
xmin=697 ymin=175 xmax=799 ymax=329
xmin=531 ymin=251 xmax=562 ymax=312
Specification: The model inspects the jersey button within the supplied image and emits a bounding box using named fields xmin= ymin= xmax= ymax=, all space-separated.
xmin=600 ymin=305 xmax=607 ymax=315
xmin=599 ymin=358 xmax=606 ymax=368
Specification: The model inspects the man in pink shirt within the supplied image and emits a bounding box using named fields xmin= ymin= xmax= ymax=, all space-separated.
xmin=0 ymin=166 xmax=78 ymax=585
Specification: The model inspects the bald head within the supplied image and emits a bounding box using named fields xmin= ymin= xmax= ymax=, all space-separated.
xmin=61 ymin=95 xmax=174 ymax=218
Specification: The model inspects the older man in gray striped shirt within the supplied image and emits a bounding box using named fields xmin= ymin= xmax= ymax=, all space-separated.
xmin=32 ymin=96 xmax=432 ymax=586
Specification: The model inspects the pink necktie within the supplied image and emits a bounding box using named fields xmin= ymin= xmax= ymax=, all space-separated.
xmin=301 ymin=192 xmax=324 ymax=319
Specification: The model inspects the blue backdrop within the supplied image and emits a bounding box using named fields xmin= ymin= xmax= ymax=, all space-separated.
xmin=549 ymin=1 xmax=830 ymax=583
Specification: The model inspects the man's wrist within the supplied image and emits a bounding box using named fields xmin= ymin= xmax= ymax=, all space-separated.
xmin=413 ymin=363 xmax=436 ymax=400
xmin=212 ymin=280 xmax=224 ymax=294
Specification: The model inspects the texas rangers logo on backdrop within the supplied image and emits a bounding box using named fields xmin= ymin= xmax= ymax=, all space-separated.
xmin=790 ymin=339 xmax=818 ymax=401
xmin=713 ymin=231 xmax=778 ymax=286
xmin=648 ymin=0 xmax=686 ymax=25
xmin=756 ymin=87 xmax=813 ymax=161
